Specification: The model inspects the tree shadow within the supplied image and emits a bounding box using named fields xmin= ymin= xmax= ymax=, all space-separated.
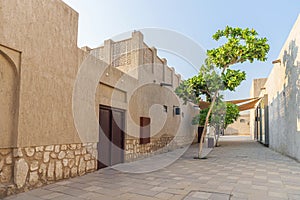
xmin=282 ymin=40 xmax=300 ymax=134
xmin=270 ymin=40 xmax=300 ymax=157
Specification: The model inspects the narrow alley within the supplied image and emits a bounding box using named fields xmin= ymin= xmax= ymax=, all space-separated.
xmin=5 ymin=136 xmax=300 ymax=200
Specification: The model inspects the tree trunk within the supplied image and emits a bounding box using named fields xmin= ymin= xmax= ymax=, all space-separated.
xmin=198 ymin=92 xmax=218 ymax=158
xmin=215 ymin=125 xmax=219 ymax=147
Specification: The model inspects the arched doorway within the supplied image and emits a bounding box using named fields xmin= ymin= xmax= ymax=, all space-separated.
xmin=0 ymin=50 xmax=18 ymax=148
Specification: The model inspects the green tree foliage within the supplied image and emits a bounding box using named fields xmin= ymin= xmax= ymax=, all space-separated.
xmin=176 ymin=26 xmax=269 ymax=157
xmin=208 ymin=26 xmax=270 ymax=69
xmin=192 ymin=101 xmax=240 ymax=129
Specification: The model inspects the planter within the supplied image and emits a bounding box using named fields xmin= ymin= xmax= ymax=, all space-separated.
xmin=197 ymin=126 xmax=204 ymax=143
xmin=207 ymin=137 xmax=214 ymax=148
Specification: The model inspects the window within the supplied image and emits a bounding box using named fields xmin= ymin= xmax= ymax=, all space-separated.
xmin=163 ymin=105 xmax=168 ymax=113
xmin=140 ymin=117 xmax=151 ymax=144
xmin=240 ymin=119 xmax=246 ymax=123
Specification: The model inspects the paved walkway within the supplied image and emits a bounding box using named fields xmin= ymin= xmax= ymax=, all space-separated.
xmin=4 ymin=136 xmax=300 ymax=200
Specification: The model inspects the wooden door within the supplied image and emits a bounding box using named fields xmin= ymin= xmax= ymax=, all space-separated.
xmin=98 ymin=107 xmax=111 ymax=169
xmin=111 ymin=110 xmax=125 ymax=165
xmin=140 ymin=117 xmax=150 ymax=144
xmin=98 ymin=106 xmax=125 ymax=169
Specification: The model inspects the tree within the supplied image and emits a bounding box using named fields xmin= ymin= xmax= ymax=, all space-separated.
xmin=192 ymin=100 xmax=240 ymax=147
xmin=176 ymin=26 xmax=270 ymax=158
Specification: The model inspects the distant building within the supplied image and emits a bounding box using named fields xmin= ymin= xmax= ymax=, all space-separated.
xmin=249 ymin=78 xmax=268 ymax=141
xmin=225 ymin=114 xmax=250 ymax=136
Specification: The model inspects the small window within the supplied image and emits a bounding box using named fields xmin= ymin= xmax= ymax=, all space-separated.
xmin=240 ymin=119 xmax=246 ymax=123
xmin=163 ymin=105 xmax=168 ymax=113
xmin=140 ymin=117 xmax=151 ymax=144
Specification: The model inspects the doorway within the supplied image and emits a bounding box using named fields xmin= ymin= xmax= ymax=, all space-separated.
xmin=98 ymin=105 xmax=125 ymax=169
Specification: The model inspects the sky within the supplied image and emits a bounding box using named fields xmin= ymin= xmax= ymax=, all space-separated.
xmin=63 ymin=0 xmax=300 ymax=100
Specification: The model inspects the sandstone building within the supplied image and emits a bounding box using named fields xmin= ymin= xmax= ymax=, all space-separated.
xmin=0 ymin=0 xmax=198 ymax=197
xmin=225 ymin=114 xmax=250 ymax=136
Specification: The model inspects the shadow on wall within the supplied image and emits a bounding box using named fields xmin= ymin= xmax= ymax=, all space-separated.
xmin=269 ymin=40 xmax=300 ymax=155
xmin=283 ymin=40 xmax=300 ymax=134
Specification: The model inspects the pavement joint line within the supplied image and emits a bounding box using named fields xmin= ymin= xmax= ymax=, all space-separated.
xmin=184 ymin=189 xmax=233 ymax=199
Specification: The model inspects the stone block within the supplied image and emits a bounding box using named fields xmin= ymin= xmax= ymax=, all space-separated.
xmin=69 ymin=144 xmax=77 ymax=150
xmin=78 ymin=158 xmax=86 ymax=176
xmin=43 ymin=152 xmax=50 ymax=163
xmin=86 ymin=160 xmax=95 ymax=172
xmin=55 ymin=161 xmax=63 ymax=180
xmin=29 ymin=171 xmax=39 ymax=186
xmin=75 ymin=156 xmax=80 ymax=166
xmin=50 ymin=152 xmax=57 ymax=159
xmin=24 ymin=147 xmax=35 ymax=157
xmin=0 ymin=165 xmax=12 ymax=183
xmin=0 ymin=186 xmax=7 ymax=199
xmin=5 ymin=154 xmax=12 ymax=165
xmin=55 ymin=145 xmax=60 ymax=153
xmin=81 ymin=148 xmax=87 ymax=155
xmin=82 ymin=143 xmax=88 ymax=147
xmin=84 ymin=154 xmax=91 ymax=161
xmin=35 ymin=146 xmax=44 ymax=152
xmin=66 ymin=151 xmax=74 ymax=159
xmin=64 ymin=167 xmax=70 ymax=179
xmin=58 ymin=151 xmax=66 ymax=159
xmin=39 ymin=163 xmax=47 ymax=180
xmin=45 ymin=145 xmax=54 ymax=152
xmin=92 ymin=150 xmax=97 ymax=158
xmin=0 ymin=159 xmax=4 ymax=170
xmin=34 ymin=152 xmax=43 ymax=160
xmin=0 ymin=149 xmax=11 ymax=156
xmin=14 ymin=158 xmax=29 ymax=189
xmin=69 ymin=159 xmax=75 ymax=168
xmin=70 ymin=167 xmax=77 ymax=177
xmin=61 ymin=145 xmax=67 ymax=151
xmin=13 ymin=148 xmax=23 ymax=158
xmin=47 ymin=161 xmax=55 ymax=181
xmin=75 ymin=150 xmax=81 ymax=155
xmin=63 ymin=159 xmax=68 ymax=167
xmin=30 ymin=160 xmax=39 ymax=171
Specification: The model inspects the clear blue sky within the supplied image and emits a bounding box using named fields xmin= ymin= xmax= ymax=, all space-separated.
xmin=63 ymin=0 xmax=300 ymax=100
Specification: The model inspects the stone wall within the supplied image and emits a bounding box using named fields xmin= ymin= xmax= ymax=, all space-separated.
xmin=125 ymin=135 xmax=176 ymax=162
xmin=0 ymin=149 xmax=13 ymax=184
xmin=0 ymin=143 xmax=97 ymax=198
xmin=125 ymin=134 xmax=196 ymax=162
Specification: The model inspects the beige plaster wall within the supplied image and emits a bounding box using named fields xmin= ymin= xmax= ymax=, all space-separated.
xmin=249 ymin=78 xmax=267 ymax=138
xmin=0 ymin=0 xmax=195 ymax=152
xmin=0 ymin=0 xmax=83 ymax=147
xmin=262 ymin=15 xmax=300 ymax=160
xmin=225 ymin=114 xmax=250 ymax=135
xmin=0 ymin=45 xmax=21 ymax=148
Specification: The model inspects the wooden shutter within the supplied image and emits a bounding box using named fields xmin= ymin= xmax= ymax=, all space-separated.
xmin=140 ymin=117 xmax=150 ymax=144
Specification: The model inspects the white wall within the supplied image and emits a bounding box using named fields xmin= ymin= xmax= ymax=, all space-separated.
xmin=264 ymin=15 xmax=300 ymax=160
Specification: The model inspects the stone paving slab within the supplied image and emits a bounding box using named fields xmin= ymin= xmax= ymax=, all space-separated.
xmin=4 ymin=136 xmax=300 ymax=200
xmin=184 ymin=191 xmax=230 ymax=200
xmin=112 ymin=146 xmax=212 ymax=173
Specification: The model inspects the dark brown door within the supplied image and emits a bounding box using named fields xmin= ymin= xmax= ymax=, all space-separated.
xmin=140 ymin=117 xmax=151 ymax=144
xmin=98 ymin=106 xmax=125 ymax=169
xmin=98 ymin=108 xmax=111 ymax=169
xmin=111 ymin=110 xmax=125 ymax=165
